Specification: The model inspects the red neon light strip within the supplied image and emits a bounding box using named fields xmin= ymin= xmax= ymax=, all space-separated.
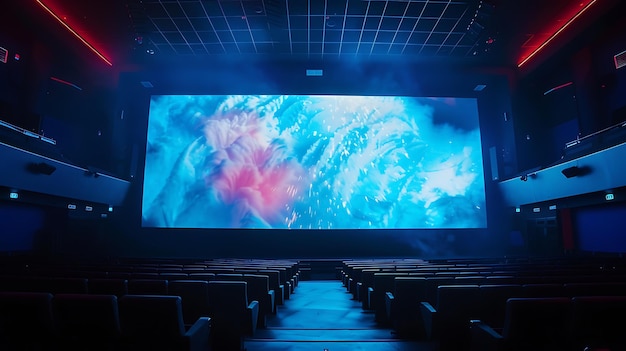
xmin=50 ymin=76 xmax=83 ymax=90
xmin=35 ymin=0 xmax=113 ymax=66
xmin=517 ymin=0 xmax=597 ymax=68
xmin=543 ymin=81 xmax=573 ymax=95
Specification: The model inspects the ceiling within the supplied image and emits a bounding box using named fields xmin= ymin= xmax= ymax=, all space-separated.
xmin=6 ymin=0 xmax=620 ymax=69
xmin=130 ymin=0 xmax=492 ymax=58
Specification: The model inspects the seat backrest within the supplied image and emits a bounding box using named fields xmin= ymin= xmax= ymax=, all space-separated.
xmin=188 ymin=273 xmax=215 ymax=281
xmin=424 ymin=276 xmax=457 ymax=304
xmin=394 ymin=277 xmax=427 ymax=309
xmin=215 ymin=273 xmax=244 ymax=281
xmin=503 ymin=297 xmax=571 ymax=344
xmin=0 ymin=291 xmax=54 ymax=337
xmin=118 ymin=295 xmax=185 ymax=338
xmin=266 ymin=267 xmax=287 ymax=285
xmin=564 ymin=282 xmax=626 ymax=297
xmin=572 ymin=295 xmax=626 ymax=349
xmin=435 ymin=285 xmax=481 ymax=319
xmin=128 ymin=279 xmax=168 ymax=295
xmin=522 ymin=283 xmax=564 ymax=298
xmin=88 ymin=278 xmax=128 ymax=297
xmin=30 ymin=277 xmax=89 ymax=294
xmin=53 ymin=293 xmax=120 ymax=339
xmin=242 ymin=274 xmax=270 ymax=302
xmin=131 ymin=272 xmax=160 ymax=279
xmin=208 ymin=281 xmax=249 ymax=316
xmin=478 ymin=284 xmax=523 ymax=327
xmin=168 ymin=280 xmax=210 ymax=325
xmin=361 ymin=269 xmax=380 ymax=290
xmin=159 ymin=273 xmax=189 ymax=280
xmin=257 ymin=270 xmax=281 ymax=293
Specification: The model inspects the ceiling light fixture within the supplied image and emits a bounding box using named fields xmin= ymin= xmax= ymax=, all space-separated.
xmin=35 ymin=0 xmax=113 ymax=66
xmin=517 ymin=0 xmax=597 ymax=68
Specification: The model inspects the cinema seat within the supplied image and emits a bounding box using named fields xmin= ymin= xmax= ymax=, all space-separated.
xmin=167 ymin=280 xmax=210 ymax=327
xmin=384 ymin=276 xmax=427 ymax=337
xmin=0 ymin=292 xmax=55 ymax=350
xmin=258 ymin=270 xmax=284 ymax=305
xmin=215 ymin=273 xmax=243 ymax=281
xmin=118 ymin=295 xmax=211 ymax=351
xmin=470 ymin=297 xmax=572 ymax=351
xmin=478 ymin=284 xmax=523 ymax=328
xmin=88 ymin=278 xmax=128 ymax=297
xmin=266 ymin=267 xmax=292 ymax=298
xmin=564 ymin=282 xmax=626 ymax=297
xmin=522 ymin=283 xmax=564 ymax=298
xmin=53 ymin=294 xmax=120 ymax=350
xmin=243 ymin=274 xmax=275 ymax=326
xmin=207 ymin=281 xmax=259 ymax=350
xmin=372 ymin=272 xmax=409 ymax=324
xmin=160 ymin=273 xmax=189 ymax=280
xmin=420 ymin=285 xmax=481 ymax=350
xmin=128 ymin=279 xmax=168 ymax=295
xmin=30 ymin=277 xmax=89 ymax=294
xmin=571 ymin=296 xmax=626 ymax=350
xmin=188 ymin=273 xmax=216 ymax=281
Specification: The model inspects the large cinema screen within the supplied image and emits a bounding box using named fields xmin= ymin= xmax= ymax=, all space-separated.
xmin=142 ymin=95 xmax=486 ymax=229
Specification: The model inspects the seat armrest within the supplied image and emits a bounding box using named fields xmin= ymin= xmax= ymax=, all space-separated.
xmin=420 ymin=301 xmax=438 ymax=339
xmin=267 ymin=290 xmax=276 ymax=314
xmin=277 ymin=284 xmax=285 ymax=305
xmin=420 ymin=301 xmax=436 ymax=313
xmin=184 ymin=316 xmax=211 ymax=351
xmin=356 ymin=282 xmax=363 ymax=302
xmin=363 ymin=287 xmax=374 ymax=310
xmin=285 ymin=281 xmax=291 ymax=299
xmin=247 ymin=300 xmax=260 ymax=336
xmin=469 ymin=319 xmax=503 ymax=351
xmin=385 ymin=292 xmax=395 ymax=320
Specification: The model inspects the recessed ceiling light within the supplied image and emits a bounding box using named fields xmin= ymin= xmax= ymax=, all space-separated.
xmin=474 ymin=84 xmax=487 ymax=91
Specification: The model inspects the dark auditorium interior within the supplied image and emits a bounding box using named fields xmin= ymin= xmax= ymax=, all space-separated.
xmin=2 ymin=0 xmax=626 ymax=350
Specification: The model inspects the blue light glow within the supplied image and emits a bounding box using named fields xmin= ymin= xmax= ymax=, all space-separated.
xmin=142 ymin=95 xmax=487 ymax=229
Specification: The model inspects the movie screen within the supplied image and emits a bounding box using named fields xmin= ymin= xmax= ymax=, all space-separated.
xmin=142 ymin=95 xmax=486 ymax=229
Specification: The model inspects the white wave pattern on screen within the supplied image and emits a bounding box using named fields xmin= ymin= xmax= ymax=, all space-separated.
xmin=142 ymin=95 xmax=486 ymax=229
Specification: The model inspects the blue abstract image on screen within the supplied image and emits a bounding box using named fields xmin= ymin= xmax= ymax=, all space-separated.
xmin=142 ymin=95 xmax=487 ymax=229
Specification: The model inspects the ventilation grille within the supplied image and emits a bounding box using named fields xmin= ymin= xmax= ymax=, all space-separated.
xmin=615 ymin=50 xmax=626 ymax=69
xmin=0 ymin=47 xmax=7 ymax=64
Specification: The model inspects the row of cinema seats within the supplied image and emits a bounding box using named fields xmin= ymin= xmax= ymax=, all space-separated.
xmin=470 ymin=296 xmax=626 ymax=351
xmin=2 ymin=262 xmax=299 ymax=305
xmin=0 ymin=274 xmax=276 ymax=329
xmin=341 ymin=258 xmax=626 ymax=350
xmin=0 ymin=293 xmax=204 ymax=351
xmin=418 ymin=283 xmax=626 ymax=350
xmin=0 ymin=258 xmax=300 ymax=350
xmin=388 ymin=280 xmax=626 ymax=334
xmin=341 ymin=258 xmax=626 ymax=315
xmin=0 ymin=281 xmax=262 ymax=350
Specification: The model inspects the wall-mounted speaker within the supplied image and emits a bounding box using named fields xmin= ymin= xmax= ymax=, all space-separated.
xmin=26 ymin=162 xmax=56 ymax=175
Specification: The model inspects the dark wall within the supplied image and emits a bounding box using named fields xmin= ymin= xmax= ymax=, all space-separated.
xmin=511 ymin=4 xmax=626 ymax=174
xmin=506 ymin=3 xmax=626 ymax=255
xmin=0 ymin=2 xmax=120 ymax=175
